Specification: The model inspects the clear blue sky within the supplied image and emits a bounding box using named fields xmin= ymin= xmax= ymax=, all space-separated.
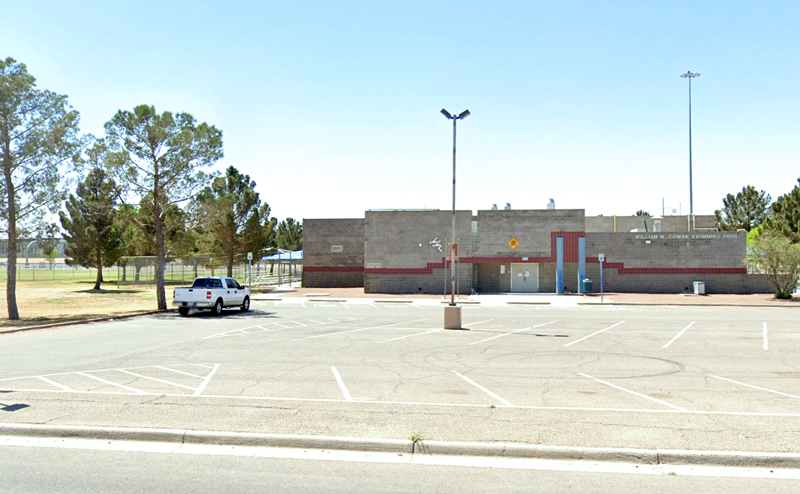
xmin=5 ymin=1 xmax=799 ymax=221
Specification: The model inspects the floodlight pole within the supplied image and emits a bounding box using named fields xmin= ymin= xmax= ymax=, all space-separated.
xmin=441 ymin=108 xmax=470 ymax=306
xmin=680 ymin=71 xmax=699 ymax=229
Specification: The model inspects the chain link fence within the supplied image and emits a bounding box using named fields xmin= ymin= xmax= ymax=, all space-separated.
xmin=0 ymin=257 xmax=302 ymax=287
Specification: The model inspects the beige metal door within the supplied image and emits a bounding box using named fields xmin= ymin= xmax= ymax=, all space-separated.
xmin=510 ymin=263 xmax=539 ymax=293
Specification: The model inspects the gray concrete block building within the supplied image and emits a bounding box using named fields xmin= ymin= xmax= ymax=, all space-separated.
xmin=303 ymin=209 xmax=771 ymax=294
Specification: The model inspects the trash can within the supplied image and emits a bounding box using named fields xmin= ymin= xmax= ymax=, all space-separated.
xmin=693 ymin=281 xmax=705 ymax=295
xmin=582 ymin=278 xmax=593 ymax=293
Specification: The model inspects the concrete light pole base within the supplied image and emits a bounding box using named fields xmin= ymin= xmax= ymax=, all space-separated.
xmin=444 ymin=305 xmax=462 ymax=330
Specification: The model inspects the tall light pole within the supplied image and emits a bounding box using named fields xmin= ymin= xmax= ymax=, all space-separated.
xmin=440 ymin=108 xmax=470 ymax=308
xmin=680 ymin=71 xmax=699 ymax=228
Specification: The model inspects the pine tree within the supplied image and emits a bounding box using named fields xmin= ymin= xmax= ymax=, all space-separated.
xmin=59 ymin=167 xmax=124 ymax=290
xmin=715 ymin=185 xmax=772 ymax=231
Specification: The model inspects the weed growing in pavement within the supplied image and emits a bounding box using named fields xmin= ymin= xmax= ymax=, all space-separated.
xmin=409 ymin=430 xmax=425 ymax=454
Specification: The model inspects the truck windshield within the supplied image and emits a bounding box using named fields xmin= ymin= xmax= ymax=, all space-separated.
xmin=192 ymin=278 xmax=222 ymax=288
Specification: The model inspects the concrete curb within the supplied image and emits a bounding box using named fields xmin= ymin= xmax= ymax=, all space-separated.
xmin=3 ymin=423 xmax=799 ymax=468
xmin=0 ymin=310 xmax=169 ymax=335
xmin=578 ymin=302 xmax=800 ymax=308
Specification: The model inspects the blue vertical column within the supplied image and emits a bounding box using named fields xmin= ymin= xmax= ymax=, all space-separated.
xmin=556 ymin=237 xmax=564 ymax=294
xmin=578 ymin=237 xmax=586 ymax=293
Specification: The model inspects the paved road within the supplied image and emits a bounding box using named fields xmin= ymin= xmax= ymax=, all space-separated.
xmin=1 ymin=301 xmax=798 ymax=455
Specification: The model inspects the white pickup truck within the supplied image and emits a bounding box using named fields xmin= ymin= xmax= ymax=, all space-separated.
xmin=173 ymin=276 xmax=251 ymax=316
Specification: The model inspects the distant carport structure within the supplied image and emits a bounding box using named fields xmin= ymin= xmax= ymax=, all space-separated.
xmin=259 ymin=249 xmax=303 ymax=286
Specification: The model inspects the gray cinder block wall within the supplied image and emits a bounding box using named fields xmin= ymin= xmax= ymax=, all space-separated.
xmin=584 ymin=231 xmax=772 ymax=293
xmin=302 ymin=218 xmax=364 ymax=287
xmin=364 ymin=210 xmax=472 ymax=294
xmin=477 ymin=209 xmax=584 ymax=256
xmin=302 ymin=210 xmax=772 ymax=294
xmin=585 ymin=215 xmax=716 ymax=233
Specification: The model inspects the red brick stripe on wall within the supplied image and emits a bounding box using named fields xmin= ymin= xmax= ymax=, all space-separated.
xmin=304 ymin=266 xmax=365 ymax=272
xmin=310 ymin=232 xmax=748 ymax=275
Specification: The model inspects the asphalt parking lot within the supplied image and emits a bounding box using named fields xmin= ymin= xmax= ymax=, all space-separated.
xmin=1 ymin=300 xmax=799 ymax=454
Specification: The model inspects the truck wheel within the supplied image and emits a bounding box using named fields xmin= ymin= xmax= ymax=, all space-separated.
xmin=240 ymin=296 xmax=250 ymax=312
xmin=178 ymin=307 xmax=190 ymax=317
xmin=213 ymin=298 xmax=224 ymax=316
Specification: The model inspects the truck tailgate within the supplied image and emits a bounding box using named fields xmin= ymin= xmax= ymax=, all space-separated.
xmin=174 ymin=288 xmax=213 ymax=303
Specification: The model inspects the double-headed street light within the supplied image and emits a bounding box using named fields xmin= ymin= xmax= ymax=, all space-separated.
xmin=680 ymin=71 xmax=700 ymax=227
xmin=440 ymin=108 xmax=470 ymax=310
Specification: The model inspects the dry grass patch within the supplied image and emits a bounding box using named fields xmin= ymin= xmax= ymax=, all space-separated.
xmin=0 ymin=281 xmax=159 ymax=329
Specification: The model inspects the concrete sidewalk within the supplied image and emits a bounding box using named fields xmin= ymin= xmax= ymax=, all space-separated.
xmin=254 ymin=287 xmax=799 ymax=308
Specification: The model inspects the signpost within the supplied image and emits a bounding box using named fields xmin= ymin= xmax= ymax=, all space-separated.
xmin=598 ymin=253 xmax=605 ymax=303
xmin=247 ymin=252 xmax=253 ymax=290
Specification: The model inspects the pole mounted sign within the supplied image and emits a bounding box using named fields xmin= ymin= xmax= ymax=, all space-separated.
xmin=598 ymin=253 xmax=605 ymax=302
xmin=247 ymin=252 xmax=253 ymax=290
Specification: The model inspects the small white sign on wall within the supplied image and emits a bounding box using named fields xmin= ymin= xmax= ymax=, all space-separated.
xmin=500 ymin=265 xmax=505 ymax=274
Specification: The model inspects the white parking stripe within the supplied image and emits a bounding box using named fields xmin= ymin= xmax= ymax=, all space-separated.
xmin=77 ymin=372 xmax=150 ymax=395
xmin=579 ymin=373 xmax=688 ymax=411
xmin=117 ymin=370 xmax=196 ymax=391
xmin=331 ymin=367 xmax=353 ymax=401
xmin=710 ymin=375 xmax=800 ymax=400
xmin=563 ymin=321 xmax=625 ymax=347
xmin=452 ymin=371 xmax=514 ymax=406
xmin=6 ymin=385 xmax=800 ymax=417
xmin=470 ymin=321 xmax=559 ymax=345
xmin=36 ymin=376 xmax=75 ymax=392
xmin=194 ymin=364 xmax=219 ymax=396
xmin=465 ymin=319 xmax=493 ymax=328
xmin=763 ymin=322 xmax=768 ymax=350
xmin=155 ymin=367 xmax=204 ymax=379
xmin=663 ymin=322 xmax=695 ymax=348
xmin=382 ymin=329 xmax=443 ymax=342
xmin=293 ymin=319 xmax=429 ymax=341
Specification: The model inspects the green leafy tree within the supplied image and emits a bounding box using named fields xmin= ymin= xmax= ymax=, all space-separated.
xmin=37 ymin=223 xmax=60 ymax=269
xmin=59 ymin=166 xmax=124 ymax=290
xmin=0 ymin=57 xmax=85 ymax=319
xmin=762 ymin=178 xmax=800 ymax=243
xmin=276 ymin=218 xmax=302 ymax=251
xmin=194 ymin=166 xmax=275 ymax=276
xmin=714 ymin=185 xmax=772 ymax=231
xmin=634 ymin=210 xmax=650 ymax=216
xmin=115 ymin=203 xmax=153 ymax=282
xmin=745 ymin=232 xmax=800 ymax=299
xmin=746 ymin=224 xmax=763 ymax=248
xmin=104 ymin=105 xmax=222 ymax=310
